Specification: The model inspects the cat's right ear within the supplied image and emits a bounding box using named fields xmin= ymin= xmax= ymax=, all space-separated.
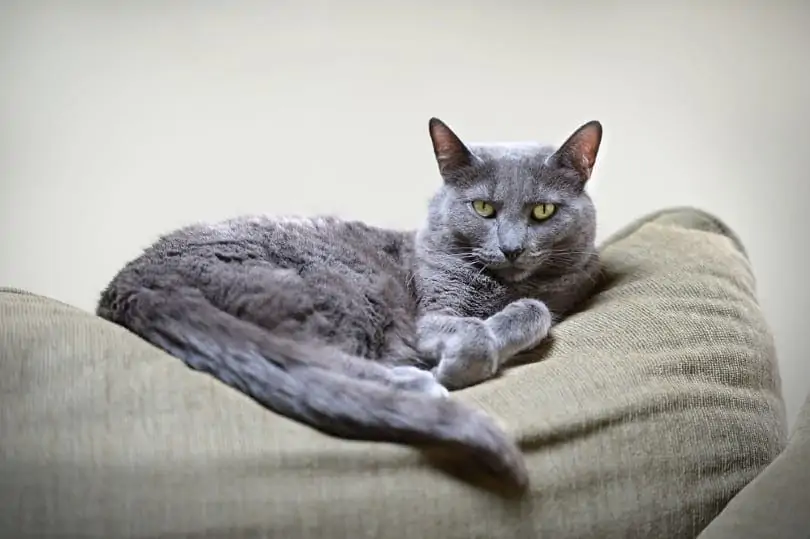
xmin=428 ymin=118 xmax=475 ymax=177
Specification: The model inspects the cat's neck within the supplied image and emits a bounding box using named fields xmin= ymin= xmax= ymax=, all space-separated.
xmin=414 ymin=226 xmax=479 ymax=272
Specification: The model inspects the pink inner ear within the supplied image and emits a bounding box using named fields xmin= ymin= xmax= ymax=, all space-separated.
xmin=432 ymin=127 xmax=458 ymax=155
xmin=578 ymin=141 xmax=596 ymax=170
xmin=435 ymin=136 xmax=451 ymax=154
xmin=430 ymin=122 xmax=467 ymax=170
xmin=571 ymin=126 xmax=601 ymax=175
xmin=437 ymin=145 xmax=456 ymax=162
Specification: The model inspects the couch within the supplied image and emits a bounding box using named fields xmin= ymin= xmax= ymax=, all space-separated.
xmin=1 ymin=208 xmax=807 ymax=538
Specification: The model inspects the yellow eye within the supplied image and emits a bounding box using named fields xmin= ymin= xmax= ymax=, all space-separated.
xmin=472 ymin=200 xmax=496 ymax=218
xmin=531 ymin=203 xmax=556 ymax=221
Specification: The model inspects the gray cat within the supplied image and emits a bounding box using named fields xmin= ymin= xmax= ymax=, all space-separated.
xmin=96 ymin=118 xmax=603 ymax=489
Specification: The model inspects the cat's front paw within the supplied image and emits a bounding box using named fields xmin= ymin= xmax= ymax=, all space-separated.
xmin=485 ymin=298 xmax=552 ymax=358
xmin=430 ymin=318 xmax=499 ymax=391
xmin=389 ymin=365 xmax=449 ymax=398
xmin=494 ymin=298 xmax=551 ymax=326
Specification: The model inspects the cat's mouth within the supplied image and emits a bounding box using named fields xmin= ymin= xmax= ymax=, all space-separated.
xmin=471 ymin=251 xmax=540 ymax=280
xmin=485 ymin=259 xmax=537 ymax=281
xmin=492 ymin=264 xmax=534 ymax=282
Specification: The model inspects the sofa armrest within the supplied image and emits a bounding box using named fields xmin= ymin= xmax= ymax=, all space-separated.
xmin=698 ymin=394 xmax=810 ymax=539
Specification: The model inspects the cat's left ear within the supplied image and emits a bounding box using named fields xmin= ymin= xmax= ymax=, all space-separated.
xmin=550 ymin=121 xmax=603 ymax=181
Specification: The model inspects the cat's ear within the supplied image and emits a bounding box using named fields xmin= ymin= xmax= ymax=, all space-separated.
xmin=550 ymin=121 xmax=603 ymax=181
xmin=428 ymin=118 xmax=475 ymax=177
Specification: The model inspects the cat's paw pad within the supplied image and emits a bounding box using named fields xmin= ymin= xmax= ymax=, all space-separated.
xmin=389 ymin=365 xmax=449 ymax=398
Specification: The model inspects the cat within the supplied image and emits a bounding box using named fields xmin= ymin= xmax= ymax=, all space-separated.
xmin=96 ymin=118 xmax=603 ymax=489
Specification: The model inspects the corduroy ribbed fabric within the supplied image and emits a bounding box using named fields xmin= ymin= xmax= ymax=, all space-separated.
xmin=696 ymin=393 xmax=810 ymax=539
xmin=0 ymin=208 xmax=787 ymax=538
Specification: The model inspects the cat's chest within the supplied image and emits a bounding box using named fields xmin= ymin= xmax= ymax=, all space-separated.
xmin=422 ymin=270 xmax=524 ymax=319
xmin=415 ymin=255 xmax=598 ymax=319
xmin=450 ymin=271 xmax=587 ymax=320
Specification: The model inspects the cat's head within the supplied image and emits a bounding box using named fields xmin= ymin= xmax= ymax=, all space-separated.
xmin=419 ymin=118 xmax=602 ymax=282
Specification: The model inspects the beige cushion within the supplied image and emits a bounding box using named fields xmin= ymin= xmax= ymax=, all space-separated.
xmin=697 ymin=393 xmax=810 ymax=539
xmin=0 ymin=208 xmax=786 ymax=538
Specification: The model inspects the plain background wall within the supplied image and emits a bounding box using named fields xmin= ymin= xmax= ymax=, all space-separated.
xmin=1 ymin=1 xmax=808 ymax=427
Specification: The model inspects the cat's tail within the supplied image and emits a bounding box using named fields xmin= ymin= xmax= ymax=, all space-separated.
xmin=98 ymin=287 xmax=529 ymax=489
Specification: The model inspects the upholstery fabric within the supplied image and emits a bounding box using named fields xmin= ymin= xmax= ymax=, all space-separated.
xmin=0 ymin=208 xmax=787 ymax=538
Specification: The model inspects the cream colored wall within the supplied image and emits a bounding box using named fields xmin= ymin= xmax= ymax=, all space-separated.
xmin=2 ymin=1 xmax=808 ymax=427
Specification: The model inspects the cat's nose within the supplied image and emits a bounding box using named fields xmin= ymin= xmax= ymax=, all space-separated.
xmin=500 ymin=247 xmax=524 ymax=262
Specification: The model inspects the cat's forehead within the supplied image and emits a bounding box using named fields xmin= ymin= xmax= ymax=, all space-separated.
xmin=459 ymin=141 xmax=579 ymax=199
xmin=467 ymin=142 xmax=556 ymax=163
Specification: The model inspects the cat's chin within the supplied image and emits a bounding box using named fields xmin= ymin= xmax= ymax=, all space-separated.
xmin=490 ymin=265 xmax=534 ymax=283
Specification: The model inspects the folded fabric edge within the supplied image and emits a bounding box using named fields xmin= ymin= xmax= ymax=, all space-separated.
xmin=0 ymin=287 xmax=36 ymax=297
xmin=695 ymin=392 xmax=810 ymax=539
xmin=0 ymin=287 xmax=93 ymax=314
xmin=599 ymin=206 xmax=747 ymax=257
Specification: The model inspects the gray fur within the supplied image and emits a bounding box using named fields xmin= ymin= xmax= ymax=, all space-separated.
xmin=96 ymin=118 xmax=603 ymax=489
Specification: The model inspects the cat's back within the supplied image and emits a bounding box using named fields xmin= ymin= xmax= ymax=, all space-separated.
xmin=99 ymin=214 xmax=420 ymax=357
xmin=133 ymin=215 xmax=410 ymax=270
xmin=102 ymin=214 xmax=417 ymax=305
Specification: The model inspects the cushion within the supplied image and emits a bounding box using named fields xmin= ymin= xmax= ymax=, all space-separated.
xmin=696 ymin=391 xmax=810 ymax=539
xmin=0 ymin=208 xmax=787 ymax=538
